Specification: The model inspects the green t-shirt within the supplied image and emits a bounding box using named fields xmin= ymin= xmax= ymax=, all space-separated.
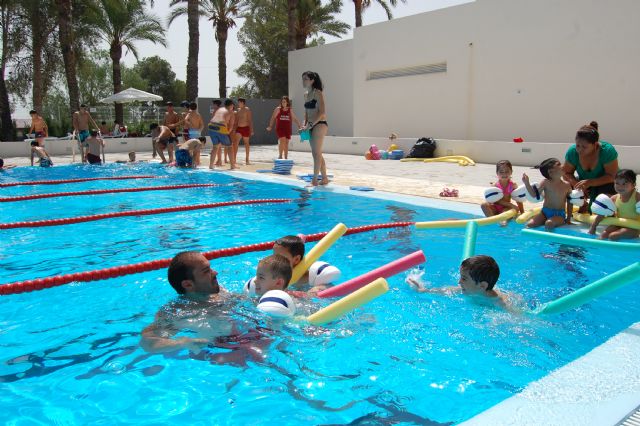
xmin=565 ymin=141 xmax=618 ymax=180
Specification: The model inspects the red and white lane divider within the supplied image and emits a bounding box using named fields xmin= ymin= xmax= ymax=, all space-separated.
xmin=0 ymin=222 xmax=415 ymax=296
xmin=0 ymin=183 xmax=224 ymax=202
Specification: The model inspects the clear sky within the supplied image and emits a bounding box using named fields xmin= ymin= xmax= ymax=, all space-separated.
xmin=127 ymin=0 xmax=472 ymax=98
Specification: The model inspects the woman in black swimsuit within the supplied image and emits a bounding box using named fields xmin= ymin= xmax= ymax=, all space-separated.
xmin=302 ymin=71 xmax=329 ymax=186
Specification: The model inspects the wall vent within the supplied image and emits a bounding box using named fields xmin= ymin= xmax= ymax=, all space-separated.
xmin=367 ymin=62 xmax=447 ymax=81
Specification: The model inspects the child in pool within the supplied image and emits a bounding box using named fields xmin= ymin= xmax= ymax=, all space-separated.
xmin=253 ymin=254 xmax=292 ymax=297
xmin=481 ymin=160 xmax=524 ymax=225
xmin=272 ymin=235 xmax=312 ymax=286
xmin=0 ymin=158 xmax=16 ymax=170
xmin=406 ymin=255 xmax=511 ymax=309
xmin=588 ymin=169 xmax=640 ymax=240
xmin=522 ymin=158 xmax=572 ymax=230
xmin=30 ymin=141 xmax=53 ymax=167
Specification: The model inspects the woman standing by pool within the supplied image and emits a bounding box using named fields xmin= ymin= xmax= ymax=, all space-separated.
xmin=267 ymin=96 xmax=302 ymax=160
xmin=302 ymin=71 xmax=329 ymax=186
xmin=563 ymin=121 xmax=619 ymax=211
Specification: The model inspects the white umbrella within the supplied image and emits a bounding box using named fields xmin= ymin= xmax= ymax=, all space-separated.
xmin=99 ymin=88 xmax=163 ymax=104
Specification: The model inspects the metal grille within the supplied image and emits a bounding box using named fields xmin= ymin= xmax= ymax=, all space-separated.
xmin=367 ymin=62 xmax=447 ymax=80
xmin=616 ymin=405 xmax=640 ymax=426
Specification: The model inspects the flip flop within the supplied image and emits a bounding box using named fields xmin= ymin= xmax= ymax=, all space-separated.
xmin=439 ymin=188 xmax=459 ymax=197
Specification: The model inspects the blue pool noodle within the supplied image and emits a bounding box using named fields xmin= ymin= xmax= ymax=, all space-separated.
xmin=536 ymin=262 xmax=640 ymax=315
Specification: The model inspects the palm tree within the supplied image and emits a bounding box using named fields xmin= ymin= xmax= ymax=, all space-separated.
xmin=89 ymin=0 xmax=166 ymax=124
xmin=287 ymin=0 xmax=297 ymax=51
xmin=54 ymin=0 xmax=81 ymax=116
xmin=353 ymin=0 xmax=406 ymax=28
xmin=202 ymin=0 xmax=246 ymax=98
xmin=168 ymin=0 xmax=200 ymax=101
xmin=296 ymin=0 xmax=349 ymax=49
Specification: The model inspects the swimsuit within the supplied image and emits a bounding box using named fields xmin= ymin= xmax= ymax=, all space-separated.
xmin=304 ymin=95 xmax=328 ymax=131
xmin=236 ymin=126 xmax=251 ymax=138
xmin=175 ymin=148 xmax=192 ymax=167
xmin=78 ymin=130 xmax=90 ymax=146
xmin=87 ymin=153 xmax=101 ymax=165
xmin=615 ymin=195 xmax=640 ymax=220
xmin=39 ymin=158 xmax=52 ymax=168
xmin=542 ymin=207 xmax=565 ymax=219
xmin=188 ymin=129 xmax=200 ymax=139
xmin=491 ymin=181 xmax=513 ymax=214
xmin=208 ymin=123 xmax=231 ymax=146
xmin=275 ymin=109 xmax=292 ymax=139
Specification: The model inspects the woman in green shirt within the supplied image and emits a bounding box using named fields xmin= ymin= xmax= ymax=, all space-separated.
xmin=563 ymin=121 xmax=619 ymax=211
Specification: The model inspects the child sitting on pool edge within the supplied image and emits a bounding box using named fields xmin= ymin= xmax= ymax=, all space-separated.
xmin=588 ymin=169 xmax=640 ymax=240
xmin=481 ymin=160 xmax=524 ymax=225
xmin=30 ymin=141 xmax=53 ymax=167
xmin=175 ymin=137 xmax=206 ymax=168
xmin=406 ymin=255 xmax=510 ymax=308
xmin=253 ymin=254 xmax=292 ymax=297
xmin=522 ymin=158 xmax=572 ymax=230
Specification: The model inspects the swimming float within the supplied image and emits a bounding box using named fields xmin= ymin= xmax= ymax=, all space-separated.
xmin=536 ymin=262 xmax=640 ymax=315
xmin=308 ymin=261 xmax=341 ymax=286
xmin=307 ymin=278 xmax=388 ymax=325
xmin=258 ymin=290 xmax=296 ymax=318
xmin=401 ymin=156 xmax=476 ymax=166
xmin=415 ymin=209 xmax=517 ymax=229
xmin=572 ymin=213 xmax=640 ymax=231
xmin=461 ymin=221 xmax=478 ymax=261
xmin=522 ymin=228 xmax=640 ymax=250
xmin=318 ymin=250 xmax=425 ymax=298
xmin=290 ymin=223 xmax=347 ymax=285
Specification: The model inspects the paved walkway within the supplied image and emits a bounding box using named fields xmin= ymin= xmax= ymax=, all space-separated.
xmin=1 ymin=145 xmax=538 ymax=206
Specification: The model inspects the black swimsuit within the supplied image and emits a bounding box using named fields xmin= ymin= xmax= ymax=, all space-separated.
xmin=304 ymin=97 xmax=328 ymax=129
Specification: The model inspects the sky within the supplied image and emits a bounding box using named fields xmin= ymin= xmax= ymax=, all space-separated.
xmin=14 ymin=0 xmax=471 ymax=117
xmin=125 ymin=0 xmax=472 ymax=97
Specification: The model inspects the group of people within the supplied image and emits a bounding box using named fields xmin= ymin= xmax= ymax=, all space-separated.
xmin=482 ymin=121 xmax=639 ymax=240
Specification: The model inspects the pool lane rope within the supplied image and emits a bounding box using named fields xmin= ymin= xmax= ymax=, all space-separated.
xmin=0 ymin=221 xmax=414 ymax=296
xmin=0 ymin=198 xmax=290 ymax=229
xmin=0 ymin=183 xmax=225 ymax=202
xmin=0 ymin=175 xmax=158 ymax=188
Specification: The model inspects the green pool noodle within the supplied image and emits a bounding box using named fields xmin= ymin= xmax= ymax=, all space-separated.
xmin=522 ymin=228 xmax=640 ymax=251
xmin=536 ymin=262 xmax=640 ymax=315
xmin=462 ymin=221 xmax=478 ymax=261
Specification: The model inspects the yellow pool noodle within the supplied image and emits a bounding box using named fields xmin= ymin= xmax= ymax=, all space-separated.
xmin=415 ymin=209 xmax=516 ymax=229
xmin=290 ymin=223 xmax=347 ymax=285
xmin=516 ymin=207 xmax=541 ymax=224
xmin=573 ymin=213 xmax=640 ymax=231
xmin=400 ymin=156 xmax=476 ymax=166
xmin=307 ymin=278 xmax=389 ymax=326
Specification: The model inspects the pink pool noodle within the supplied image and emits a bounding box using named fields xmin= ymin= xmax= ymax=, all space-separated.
xmin=317 ymin=250 xmax=426 ymax=298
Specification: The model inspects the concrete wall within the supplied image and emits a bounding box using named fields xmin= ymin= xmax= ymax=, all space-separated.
xmin=290 ymin=0 xmax=640 ymax=146
xmin=196 ymin=98 xmax=280 ymax=145
xmin=289 ymin=136 xmax=640 ymax=170
xmin=288 ymin=40 xmax=354 ymax=137
xmin=0 ymin=137 xmax=154 ymax=158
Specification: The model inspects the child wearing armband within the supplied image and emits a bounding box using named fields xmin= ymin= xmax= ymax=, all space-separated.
xmin=588 ymin=169 xmax=640 ymax=240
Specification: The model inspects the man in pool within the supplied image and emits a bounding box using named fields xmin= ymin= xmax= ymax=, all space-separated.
xmin=406 ymin=255 xmax=511 ymax=308
xmin=140 ymin=251 xmax=230 ymax=353
xmin=140 ymin=252 xmax=271 ymax=365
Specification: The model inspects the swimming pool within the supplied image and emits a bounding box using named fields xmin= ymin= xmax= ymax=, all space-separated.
xmin=1 ymin=164 xmax=639 ymax=424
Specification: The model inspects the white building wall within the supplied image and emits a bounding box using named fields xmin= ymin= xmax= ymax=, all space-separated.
xmin=288 ymin=40 xmax=354 ymax=137
xmin=291 ymin=0 xmax=640 ymax=146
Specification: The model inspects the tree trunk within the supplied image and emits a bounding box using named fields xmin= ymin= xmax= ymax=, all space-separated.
xmin=295 ymin=30 xmax=306 ymax=50
xmin=287 ymin=0 xmax=297 ymax=51
xmin=354 ymin=0 xmax=363 ymax=28
xmin=55 ymin=0 xmax=80 ymax=115
xmin=110 ymin=42 xmax=124 ymax=125
xmin=217 ymin=24 xmax=228 ymax=98
xmin=31 ymin=5 xmax=44 ymax=113
xmin=0 ymin=4 xmax=14 ymax=141
xmin=186 ymin=0 xmax=199 ymax=101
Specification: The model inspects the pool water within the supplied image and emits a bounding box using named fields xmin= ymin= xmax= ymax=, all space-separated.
xmin=1 ymin=164 xmax=639 ymax=425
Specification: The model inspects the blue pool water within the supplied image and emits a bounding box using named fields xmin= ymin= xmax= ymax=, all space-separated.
xmin=1 ymin=164 xmax=639 ymax=424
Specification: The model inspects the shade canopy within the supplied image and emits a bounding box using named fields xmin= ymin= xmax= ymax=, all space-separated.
xmin=99 ymin=88 xmax=162 ymax=104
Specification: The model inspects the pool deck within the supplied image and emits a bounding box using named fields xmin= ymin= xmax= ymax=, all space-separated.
xmin=1 ymin=145 xmax=537 ymax=207
xmin=4 ymin=145 xmax=640 ymax=425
